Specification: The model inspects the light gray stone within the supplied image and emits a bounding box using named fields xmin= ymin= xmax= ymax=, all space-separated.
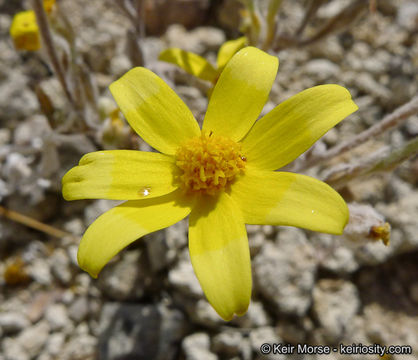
xmin=98 ymin=249 xmax=155 ymax=301
xmin=45 ymin=303 xmax=70 ymax=332
xmin=397 ymin=1 xmax=418 ymax=31
xmin=44 ymin=332 xmax=65 ymax=358
xmin=2 ymin=337 xmax=29 ymax=360
xmin=212 ymin=330 xmax=243 ymax=357
xmin=183 ymin=332 xmax=218 ymax=360
xmin=68 ymin=296 xmax=89 ymax=323
xmin=99 ymin=302 xmax=187 ymax=360
xmin=169 ymin=258 xmax=203 ymax=297
xmin=17 ymin=321 xmax=50 ymax=358
xmin=232 ymin=301 xmax=271 ymax=328
xmin=254 ymin=228 xmax=317 ymax=316
xmin=249 ymin=326 xmax=284 ymax=360
xmin=0 ymin=312 xmax=30 ymax=334
xmin=304 ymin=59 xmax=340 ymax=81
xmin=50 ymin=249 xmax=72 ymax=285
xmin=60 ymin=334 xmax=97 ymax=360
xmin=312 ymin=279 xmax=360 ymax=342
xmin=187 ymin=299 xmax=224 ymax=328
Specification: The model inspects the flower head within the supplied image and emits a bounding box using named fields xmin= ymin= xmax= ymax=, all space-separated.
xmin=10 ymin=0 xmax=56 ymax=52
xmin=159 ymin=37 xmax=247 ymax=84
xmin=62 ymin=47 xmax=358 ymax=320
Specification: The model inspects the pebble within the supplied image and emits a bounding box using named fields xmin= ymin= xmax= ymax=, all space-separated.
xmin=312 ymin=279 xmax=360 ymax=342
xmin=304 ymin=59 xmax=340 ymax=81
xmin=254 ymin=229 xmax=317 ymax=316
xmin=0 ymin=312 xmax=30 ymax=335
xmin=17 ymin=321 xmax=50 ymax=358
xmin=44 ymin=303 xmax=70 ymax=332
xmin=97 ymin=249 xmax=153 ymax=301
xmin=182 ymin=332 xmax=218 ymax=360
xmin=50 ymin=249 xmax=72 ymax=285
xmin=168 ymin=258 xmax=204 ymax=297
xmin=212 ymin=330 xmax=243 ymax=357
xmin=68 ymin=296 xmax=89 ymax=323
xmin=99 ymin=302 xmax=187 ymax=360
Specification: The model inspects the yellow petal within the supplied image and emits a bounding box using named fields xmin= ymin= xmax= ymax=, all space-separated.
xmin=109 ymin=67 xmax=200 ymax=155
xmin=241 ymin=85 xmax=358 ymax=170
xmin=78 ymin=191 xmax=193 ymax=278
xmin=189 ymin=193 xmax=251 ymax=321
xmin=62 ymin=150 xmax=178 ymax=201
xmin=159 ymin=48 xmax=218 ymax=83
xmin=216 ymin=36 xmax=247 ymax=71
xmin=230 ymin=167 xmax=349 ymax=235
xmin=10 ymin=11 xmax=40 ymax=51
xmin=202 ymin=47 xmax=278 ymax=142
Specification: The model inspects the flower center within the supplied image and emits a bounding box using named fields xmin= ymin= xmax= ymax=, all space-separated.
xmin=175 ymin=131 xmax=246 ymax=195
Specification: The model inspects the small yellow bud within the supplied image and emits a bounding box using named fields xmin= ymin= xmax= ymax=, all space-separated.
xmin=10 ymin=11 xmax=40 ymax=51
xmin=43 ymin=0 xmax=56 ymax=14
xmin=369 ymin=222 xmax=391 ymax=246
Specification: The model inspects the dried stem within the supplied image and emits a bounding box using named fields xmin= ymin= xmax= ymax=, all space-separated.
xmin=0 ymin=205 xmax=76 ymax=240
xmin=295 ymin=0 xmax=326 ymax=37
xmin=301 ymin=95 xmax=418 ymax=170
xmin=324 ymin=136 xmax=418 ymax=188
xmin=31 ymin=0 xmax=75 ymax=106
xmin=114 ymin=0 xmax=145 ymax=66
xmin=261 ymin=0 xmax=282 ymax=50
xmin=240 ymin=0 xmax=262 ymax=46
xmin=274 ymin=0 xmax=367 ymax=50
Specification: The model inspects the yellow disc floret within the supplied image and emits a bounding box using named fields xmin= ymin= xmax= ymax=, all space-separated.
xmin=176 ymin=131 xmax=246 ymax=195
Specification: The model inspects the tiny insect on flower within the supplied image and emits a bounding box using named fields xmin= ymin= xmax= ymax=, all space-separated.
xmin=159 ymin=37 xmax=247 ymax=84
xmin=62 ymin=46 xmax=358 ymax=321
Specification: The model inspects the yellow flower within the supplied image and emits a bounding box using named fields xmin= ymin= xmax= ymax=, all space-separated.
xmin=10 ymin=11 xmax=41 ymax=51
xmin=9 ymin=0 xmax=56 ymax=52
xmin=62 ymin=47 xmax=358 ymax=320
xmin=159 ymin=37 xmax=247 ymax=84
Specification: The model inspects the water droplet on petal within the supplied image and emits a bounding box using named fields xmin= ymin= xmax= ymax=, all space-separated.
xmin=311 ymin=210 xmax=315 ymax=214
xmin=139 ymin=186 xmax=151 ymax=197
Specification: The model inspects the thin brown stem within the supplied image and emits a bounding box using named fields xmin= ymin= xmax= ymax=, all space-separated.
xmin=0 ymin=206 xmax=76 ymax=240
xmin=302 ymin=96 xmax=418 ymax=169
xmin=295 ymin=0 xmax=325 ymax=37
xmin=324 ymin=136 xmax=418 ymax=188
xmin=274 ymin=0 xmax=367 ymax=50
xmin=31 ymin=0 xmax=75 ymax=106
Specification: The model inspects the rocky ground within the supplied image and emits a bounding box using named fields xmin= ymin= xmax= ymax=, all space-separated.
xmin=0 ymin=0 xmax=417 ymax=359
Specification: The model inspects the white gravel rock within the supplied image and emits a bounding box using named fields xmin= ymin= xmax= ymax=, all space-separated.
xmin=28 ymin=258 xmax=53 ymax=286
xmin=188 ymin=299 xmax=224 ymax=328
xmin=61 ymin=334 xmax=97 ymax=360
xmin=68 ymin=296 xmax=89 ymax=323
xmin=249 ymin=326 xmax=283 ymax=360
xmin=304 ymin=59 xmax=340 ymax=81
xmin=397 ymin=1 xmax=418 ymax=31
xmin=312 ymin=279 xmax=360 ymax=342
xmin=212 ymin=330 xmax=244 ymax=357
xmin=2 ymin=337 xmax=29 ymax=360
xmin=0 ymin=312 xmax=30 ymax=334
xmin=169 ymin=258 xmax=203 ymax=297
xmin=45 ymin=303 xmax=70 ymax=332
xmin=50 ymin=248 xmax=72 ymax=285
xmin=17 ymin=321 xmax=50 ymax=358
xmin=254 ymin=228 xmax=317 ymax=316
xmin=182 ymin=332 xmax=218 ymax=360
xmin=44 ymin=332 xmax=65 ymax=358
xmin=232 ymin=301 xmax=271 ymax=328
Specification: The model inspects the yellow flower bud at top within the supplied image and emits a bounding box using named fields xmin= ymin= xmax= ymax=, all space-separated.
xmin=9 ymin=11 xmax=40 ymax=51
xmin=43 ymin=0 xmax=56 ymax=14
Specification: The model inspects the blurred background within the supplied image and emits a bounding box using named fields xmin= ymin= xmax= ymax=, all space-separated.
xmin=0 ymin=0 xmax=417 ymax=359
